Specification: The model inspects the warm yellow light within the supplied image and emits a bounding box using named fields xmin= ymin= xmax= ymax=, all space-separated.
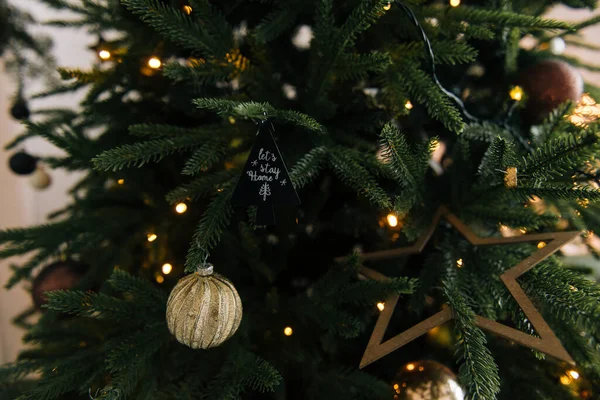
xmin=183 ymin=5 xmax=192 ymax=15
xmin=537 ymin=241 xmax=546 ymax=249
xmin=387 ymin=214 xmax=399 ymax=227
xmin=383 ymin=2 xmax=392 ymax=10
xmin=393 ymin=384 xmax=399 ymax=390
xmin=404 ymin=100 xmax=414 ymax=110
xmin=162 ymin=263 xmax=173 ymax=275
xmin=509 ymin=86 xmax=524 ymax=101
xmin=568 ymin=370 xmax=580 ymax=380
xmin=284 ymin=327 xmax=293 ymax=336
xmin=98 ymin=50 xmax=111 ymax=60
xmin=117 ymin=179 xmax=125 ymax=185
xmin=456 ymin=258 xmax=463 ymax=268
xmin=148 ymin=56 xmax=162 ymax=69
xmin=147 ymin=233 xmax=158 ymax=242
xmin=406 ymin=363 xmax=415 ymax=371
xmin=560 ymin=375 xmax=572 ymax=385
xmin=450 ymin=0 xmax=461 ymax=7
xmin=175 ymin=203 xmax=188 ymax=214
xmin=156 ymin=275 xmax=165 ymax=284
xmin=377 ymin=302 xmax=385 ymax=311
xmin=228 ymin=116 xmax=236 ymax=124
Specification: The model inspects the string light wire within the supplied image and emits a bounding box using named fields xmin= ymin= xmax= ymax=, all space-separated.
xmin=395 ymin=1 xmax=479 ymax=123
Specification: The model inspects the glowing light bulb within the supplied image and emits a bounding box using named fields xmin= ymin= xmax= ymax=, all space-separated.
xmin=406 ymin=363 xmax=415 ymax=371
xmin=156 ymin=275 xmax=165 ymax=284
xmin=117 ymin=179 xmax=125 ymax=185
xmin=384 ymin=2 xmax=391 ymax=10
xmin=377 ymin=302 xmax=385 ymax=311
xmin=228 ymin=116 xmax=236 ymax=124
xmin=98 ymin=50 xmax=111 ymax=60
xmin=175 ymin=203 xmax=188 ymax=214
xmin=537 ymin=241 xmax=546 ymax=249
xmin=162 ymin=263 xmax=173 ymax=275
xmin=509 ymin=86 xmax=524 ymax=101
xmin=387 ymin=214 xmax=398 ymax=227
xmin=456 ymin=258 xmax=463 ymax=268
xmin=560 ymin=375 xmax=572 ymax=385
xmin=147 ymin=233 xmax=158 ymax=242
xmin=148 ymin=56 xmax=162 ymax=69
xmin=568 ymin=370 xmax=580 ymax=380
xmin=284 ymin=327 xmax=293 ymax=336
xmin=404 ymin=100 xmax=413 ymax=110
xmin=450 ymin=0 xmax=461 ymax=6
xmin=183 ymin=5 xmax=192 ymax=15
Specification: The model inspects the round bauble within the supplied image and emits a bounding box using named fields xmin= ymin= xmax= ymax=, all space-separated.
xmin=166 ymin=264 xmax=242 ymax=349
xmin=549 ymin=37 xmax=566 ymax=55
xmin=518 ymin=59 xmax=583 ymax=124
xmin=9 ymin=151 xmax=37 ymax=175
xmin=10 ymin=100 xmax=30 ymax=120
xmin=32 ymin=260 xmax=89 ymax=309
xmin=29 ymin=166 xmax=52 ymax=190
xmin=391 ymin=360 xmax=464 ymax=400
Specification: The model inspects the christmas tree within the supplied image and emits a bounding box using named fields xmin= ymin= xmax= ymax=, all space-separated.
xmin=2 ymin=0 xmax=600 ymax=399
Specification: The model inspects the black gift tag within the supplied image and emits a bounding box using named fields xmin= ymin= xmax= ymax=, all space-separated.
xmin=232 ymin=120 xmax=300 ymax=225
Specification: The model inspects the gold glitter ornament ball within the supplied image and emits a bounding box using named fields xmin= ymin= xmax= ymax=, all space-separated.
xmin=166 ymin=264 xmax=242 ymax=349
xmin=391 ymin=360 xmax=464 ymax=400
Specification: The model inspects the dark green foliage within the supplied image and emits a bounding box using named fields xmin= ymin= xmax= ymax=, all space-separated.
xmin=3 ymin=0 xmax=600 ymax=399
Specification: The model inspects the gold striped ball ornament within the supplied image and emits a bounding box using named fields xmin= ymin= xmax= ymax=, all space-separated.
xmin=166 ymin=264 xmax=242 ymax=349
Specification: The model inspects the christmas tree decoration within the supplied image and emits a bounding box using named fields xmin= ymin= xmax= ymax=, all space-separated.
xmin=568 ymin=93 xmax=600 ymax=126
xmin=231 ymin=120 xmax=300 ymax=225
xmin=10 ymin=99 xmax=30 ymax=120
xmin=391 ymin=360 xmax=464 ymax=400
xmin=166 ymin=263 xmax=242 ymax=349
xmin=31 ymin=260 xmax=88 ymax=310
xmin=518 ymin=59 xmax=583 ymax=123
xmin=549 ymin=37 xmax=566 ymax=55
xmin=8 ymin=151 xmax=37 ymax=175
xmin=28 ymin=166 xmax=52 ymax=190
xmin=338 ymin=207 xmax=577 ymax=368
xmin=504 ymin=167 xmax=517 ymax=188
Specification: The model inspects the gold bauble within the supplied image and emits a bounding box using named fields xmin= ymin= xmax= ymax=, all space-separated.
xmin=391 ymin=360 xmax=464 ymax=400
xmin=166 ymin=264 xmax=242 ymax=349
xmin=29 ymin=166 xmax=52 ymax=190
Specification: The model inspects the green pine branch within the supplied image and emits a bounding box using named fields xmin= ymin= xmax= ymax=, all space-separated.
xmin=444 ymin=282 xmax=501 ymax=400
xmin=121 ymin=0 xmax=232 ymax=57
xmin=193 ymin=99 xmax=323 ymax=132
xmin=185 ymin=181 xmax=235 ymax=272
xmin=92 ymin=136 xmax=201 ymax=171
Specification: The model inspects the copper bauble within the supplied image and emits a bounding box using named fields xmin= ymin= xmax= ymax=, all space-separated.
xmin=32 ymin=260 xmax=88 ymax=309
xmin=518 ymin=59 xmax=583 ymax=123
xmin=391 ymin=360 xmax=464 ymax=400
xmin=166 ymin=264 xmax=242 ymax=349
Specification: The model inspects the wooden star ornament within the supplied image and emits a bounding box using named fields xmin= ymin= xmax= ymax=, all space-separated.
xmin=337 ymin=207 xmax=579 ymax=368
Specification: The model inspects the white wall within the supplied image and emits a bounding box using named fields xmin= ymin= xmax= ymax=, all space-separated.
xmin=0 ymin=0 xmax=93 ymax=364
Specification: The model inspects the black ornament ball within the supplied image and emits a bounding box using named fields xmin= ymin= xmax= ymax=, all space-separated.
xmin=10 ymin=100 xmax=30 ymax=120
xmin=518 ymin=59 xmax=583 ymax=124
xmin=31 ymin=260 xmax=89 ymax=310
xmin=8 ymin=151 xmax=37 ymax=175
xmin=391 ymin=360 xmax=464 ymax=400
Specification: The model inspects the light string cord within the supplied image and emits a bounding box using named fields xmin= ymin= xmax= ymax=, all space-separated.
xmin=395 ymin=1 xmax=479 ymax=123
xmin=396 ymin=2 xmax=600 ymax=186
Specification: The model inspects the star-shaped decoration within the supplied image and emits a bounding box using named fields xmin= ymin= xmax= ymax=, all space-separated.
xmin=281 ymin=179 xmax=287 ymax=186
xmin=337 ymin=206 xmax=578 ymax=368
xmin=251 ymin=160 xmax=258 ymax=167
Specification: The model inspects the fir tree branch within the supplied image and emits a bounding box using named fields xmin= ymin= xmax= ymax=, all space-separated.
xmin=193 ymin=98 xmax=323 ymax=132
xmin=444 ymin=282 xmax=501 ymax=400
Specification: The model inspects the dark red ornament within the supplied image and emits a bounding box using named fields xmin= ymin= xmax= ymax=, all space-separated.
xmin=31 ymin=260 xmax=88 ymax=310
xmin=518 ymin=59 xmax=583 ymax=124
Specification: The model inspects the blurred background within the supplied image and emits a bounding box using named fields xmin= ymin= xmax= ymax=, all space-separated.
xmin=1 ymin=0 xmax=600 ymax=364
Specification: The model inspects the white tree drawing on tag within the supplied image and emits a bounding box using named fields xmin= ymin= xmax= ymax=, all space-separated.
xmin=259 ymin=182 xmax=271 ymax=201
